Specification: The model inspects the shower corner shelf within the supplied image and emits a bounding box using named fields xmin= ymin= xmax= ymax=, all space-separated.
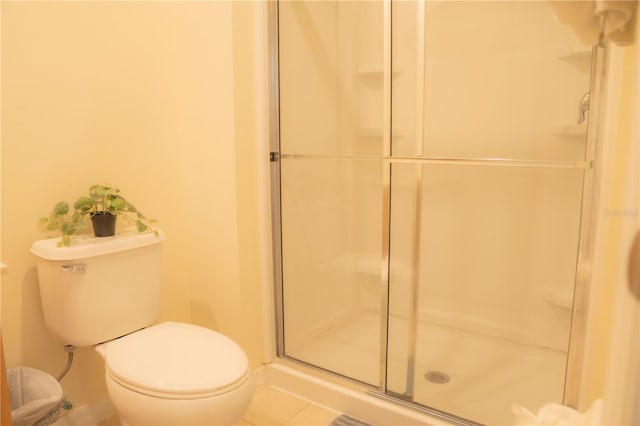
xmin=557 ymin=48 xmax=592 ymax=72
xmin=540 ymin=287 xmax=573 ymax=309
xmin=356 ymin=64 xmax=402 ymax=78
xmin=553 ymin=124 xmax=587 ymax=137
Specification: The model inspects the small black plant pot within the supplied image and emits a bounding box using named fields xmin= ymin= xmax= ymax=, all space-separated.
xmin=91 ymin=213 xmax=117 ymax=237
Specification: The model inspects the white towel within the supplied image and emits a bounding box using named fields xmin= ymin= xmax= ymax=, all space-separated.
xmin=512 ymin=400 xmax=603 ymax=425
xmin=548 ymin=0 xmax=637 ymax=46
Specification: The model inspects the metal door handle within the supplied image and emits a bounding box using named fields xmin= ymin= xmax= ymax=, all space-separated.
xmin=61 ymin=264 xmax=87 ymax=273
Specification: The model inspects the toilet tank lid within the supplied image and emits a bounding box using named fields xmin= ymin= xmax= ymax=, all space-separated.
xmin=31 ymin=229 xmax=165 ymax=261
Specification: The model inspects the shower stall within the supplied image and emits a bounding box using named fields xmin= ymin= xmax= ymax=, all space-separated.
xmin=270 ymin=1 xmax=600 ymax=424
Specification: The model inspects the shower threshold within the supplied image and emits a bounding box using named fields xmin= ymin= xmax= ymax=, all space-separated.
xmin=266 ymin=358 xmax=479 ymax=426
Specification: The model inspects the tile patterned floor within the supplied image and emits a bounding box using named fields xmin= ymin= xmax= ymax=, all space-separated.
xmin=98 ymin=386 xmax=341 ymax=426
xmin=239 ymin=386 xmax=339 ymax=426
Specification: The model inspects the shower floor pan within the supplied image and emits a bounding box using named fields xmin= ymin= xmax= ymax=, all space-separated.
xmin=286 ymin=309 xmax=566 ymax=425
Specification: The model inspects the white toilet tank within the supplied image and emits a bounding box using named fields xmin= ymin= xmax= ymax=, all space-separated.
xmin=31 ymin=230 xmax=166 ymax=346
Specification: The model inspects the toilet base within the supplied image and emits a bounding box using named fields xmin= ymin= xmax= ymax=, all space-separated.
xmin=105 ymin=373 xmax=253 ymax=426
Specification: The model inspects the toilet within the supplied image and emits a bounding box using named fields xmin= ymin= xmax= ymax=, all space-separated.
xmin=31 ymin=230 xmax=253 ymax=426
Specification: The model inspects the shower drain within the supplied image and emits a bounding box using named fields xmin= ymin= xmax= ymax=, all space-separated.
xmin=424 ymin=371 xmax=450 ymax=384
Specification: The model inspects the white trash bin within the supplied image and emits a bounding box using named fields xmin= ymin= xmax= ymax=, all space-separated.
xmin=8 ymin=367 xmax=64 ymax=426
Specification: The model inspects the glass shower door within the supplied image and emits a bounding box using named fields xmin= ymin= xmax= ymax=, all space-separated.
xmin=275 ymin=0 xmax=595 ymax=424
xmin=386 ymin=1 xmax=592 ymax=424
xmin=278 ymin=0 xmax=385 ymax=386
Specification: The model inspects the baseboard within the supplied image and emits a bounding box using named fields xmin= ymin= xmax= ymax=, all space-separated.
xmin=252 ymin=364 xmax=269 ymax=390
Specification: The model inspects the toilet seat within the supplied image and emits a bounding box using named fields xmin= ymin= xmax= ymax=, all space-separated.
xmin=100 ymin=322 xmax=250 ymax=399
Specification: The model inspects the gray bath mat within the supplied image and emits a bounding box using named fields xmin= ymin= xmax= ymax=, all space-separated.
xmin=330 ymin=414 xmax=374 ymax=426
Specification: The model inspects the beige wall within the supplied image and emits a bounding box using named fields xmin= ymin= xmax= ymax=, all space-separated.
xmin=1 ymin=0 xmax=266 ymax=409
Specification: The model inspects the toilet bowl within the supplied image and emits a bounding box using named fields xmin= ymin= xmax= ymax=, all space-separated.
xmin=95 ymin=322 xmax=253 ymax=426
xmin=30 ymin=231 xmax=254 ymax=425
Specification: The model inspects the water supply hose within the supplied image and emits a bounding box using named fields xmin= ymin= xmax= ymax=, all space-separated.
xmin=56 ymin=345 xmax=76 ymax=381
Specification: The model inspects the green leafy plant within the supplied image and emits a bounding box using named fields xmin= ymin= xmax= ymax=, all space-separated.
xmin=40 ymin=184 xmax=158 ymax=247
xmin=40 ymin=201 xmax=87 ymax=247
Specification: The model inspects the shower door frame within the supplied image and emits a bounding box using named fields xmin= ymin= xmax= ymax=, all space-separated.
xmin=268 ymin=0 xmax=604 ymax=420
xmin=267 ymin=0 xmax=285 ymax=359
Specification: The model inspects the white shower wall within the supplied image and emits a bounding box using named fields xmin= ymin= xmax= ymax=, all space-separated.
xmin=388 ymin=1 xmax=590 ymax=354
xmin=279 ymin=1 xmax=384 ymax=371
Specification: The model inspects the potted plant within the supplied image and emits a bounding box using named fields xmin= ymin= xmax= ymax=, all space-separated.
xmin=40 ymin=184 xmax=158 ymax=247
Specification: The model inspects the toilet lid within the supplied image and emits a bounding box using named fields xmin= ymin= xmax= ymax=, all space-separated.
xmin=103 ymin=322 xmax=249 ymax=397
